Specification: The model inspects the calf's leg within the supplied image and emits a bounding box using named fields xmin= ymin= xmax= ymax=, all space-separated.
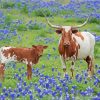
xmin=27 ymin=64 xmax=32 ymax=80
xmin=0 ymin=63 xmax=5 ymax=81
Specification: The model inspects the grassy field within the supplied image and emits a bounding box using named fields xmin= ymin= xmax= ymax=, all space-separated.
xmin=0 ymin=7 xmax=100 ymax=99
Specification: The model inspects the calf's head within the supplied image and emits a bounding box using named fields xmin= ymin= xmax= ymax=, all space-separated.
xmin=32 ymin=45 xmax=48 ymax=57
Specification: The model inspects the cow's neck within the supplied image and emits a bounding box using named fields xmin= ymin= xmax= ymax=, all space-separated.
xmin=32 ymin=50 xmax=40 ymax=64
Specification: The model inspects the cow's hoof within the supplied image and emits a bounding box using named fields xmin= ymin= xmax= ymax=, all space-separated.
xmin=70 ymin=76 xmax=74 ymax=79
xmin=87 ymin=71 xmax=93 ymax=79
xmin=63 ymin=73 xmax=68 ymax=78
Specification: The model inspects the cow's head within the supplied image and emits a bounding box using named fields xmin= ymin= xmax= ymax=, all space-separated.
xmin=32 ymin=45 xmax=48 ymax=57
xmin=45 ymin=15 xmax=90 ymax=47
xmin=56 ymin=26 xmax=78 ymax=47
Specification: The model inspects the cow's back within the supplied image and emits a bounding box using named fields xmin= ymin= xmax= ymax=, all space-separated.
xmin=73 ymin=32 xmax=95 ymax=59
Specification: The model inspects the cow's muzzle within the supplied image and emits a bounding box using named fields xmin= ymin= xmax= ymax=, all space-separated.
xmin=63 ymin=42 xmax=70 ymax=47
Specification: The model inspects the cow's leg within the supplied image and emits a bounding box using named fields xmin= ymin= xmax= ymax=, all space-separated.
xmin=0 ymin=63 xmax=5 ymax=81
xmin=91 ymin=57 xmax=95 ymax=75
xmin=27 ymin=64 xmax=32 ymax=80
xmin=86 ymin=56 xmax=94 ymax=78
xmin=70 ymin=61 xmax=75 ymax=78
xmin=60 ymin=56 xmax=67 ymax=77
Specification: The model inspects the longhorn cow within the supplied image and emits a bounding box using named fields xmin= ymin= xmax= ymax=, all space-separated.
xmin=45 ymin=16 xmax=95 ymax=78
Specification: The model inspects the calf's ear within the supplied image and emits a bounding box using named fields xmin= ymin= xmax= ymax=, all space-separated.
xmin=43 ymin=46 xmax=48 ymax=49
xmin=32 ymin=45 xmax=37 ymax=48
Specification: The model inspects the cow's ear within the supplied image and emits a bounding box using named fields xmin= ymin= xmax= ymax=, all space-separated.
xmin=71 ymin=27 xmax=78 ymax=34
xmin=43 ymin=46 xmax=48 ymax=49
xmin=56 ymin=29 xmax=62 ymax=34
xmin=32 ymin=45 xmax=37 ymax=48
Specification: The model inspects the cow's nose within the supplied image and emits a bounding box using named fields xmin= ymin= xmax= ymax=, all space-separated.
xmin=64 ymin=42 xmax=70 ymax=47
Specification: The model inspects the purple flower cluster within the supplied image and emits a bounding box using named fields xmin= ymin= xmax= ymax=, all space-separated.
xmin=0 ymin=64 xmax=100 ymax=99
xmin=2 ymin=0 xmax=100 ymax=19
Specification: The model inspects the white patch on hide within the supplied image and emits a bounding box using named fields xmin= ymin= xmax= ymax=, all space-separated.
xmin=62 ymin=26 xmax=71 ymax=32
xmin=30 ymin=62 xmax=33 ymax=66
xmin=0 ymin=47 xmax=17 ymax=64
xmin=72 ymin=32 xmax=95 ymax=59
xmin=22 ymin=59 xmax=28 ymax=65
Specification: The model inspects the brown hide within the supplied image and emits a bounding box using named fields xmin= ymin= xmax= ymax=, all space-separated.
xmin=75 ymin=32 xmax=84 ymax=40
xmin=58 ymin=38 xmax=78 ymax=59
xmin=3 ymin=47 xmax=40 ymax=64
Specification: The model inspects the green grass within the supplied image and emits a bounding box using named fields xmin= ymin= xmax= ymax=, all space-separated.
xmin=0 ymin=9 xmax=100 ymax=99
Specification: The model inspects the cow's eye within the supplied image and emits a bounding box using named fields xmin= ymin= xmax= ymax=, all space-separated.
xmin=56 ymin=29 xmax=62 ymax=34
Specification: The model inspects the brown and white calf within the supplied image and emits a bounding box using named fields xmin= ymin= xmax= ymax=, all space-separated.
xmin=0 ymin=45 xmax=47 ymax=80
xmin=45 ymin=16 xmax=95 ymax=78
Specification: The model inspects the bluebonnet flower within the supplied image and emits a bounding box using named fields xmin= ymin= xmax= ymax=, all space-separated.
xmin=47 ymin=53 xmax=51 ymax=60
xmin=0 ymin=93 xmax=5 ymax=100
xmin=80 ymin=91 xmax=87 ymax=96
xmin=18 ymin=76 xmax=22 ymax=81
xmin=56 ymin=85 xmax=62 ymax=91
xmin=70 ymin=88 xmax=75 ymax=94
xmin=3 ymin=29 xmax=9 ymax=34
xmin=23 ymin=81 xmax=27 ymax=86
xmin=29 ymin=94 xmax=33 ymax=100
xmin=18 ymin=68 xmax=21 ymax=72
xmin=12 ymin=30 xmax=17 ymax=36
xmin=21 ymin=73 xmax=24 ymax=77
xmin=65 ymin=87 xmax=69 ymax=92
xmin=72 ymin=85 xmax=77 ymax=89
xmin=52 ymin=68 xmax=54 ymax=72
xmin=18 ymin=85 xmax=22 ymax=92
xmin=72 ymin=96 xmax=75 ymax=100
xmin=37 ymin=88 xmax=41 ymax=94
xmin=8 ymin=87 xmax=12 ymax=93
xmin=10 ymin=92 xmax=16 ymax=99
xmin=2 ymin=87 xmax=7 ymax=93
xmin=65 ymin=93 xmax=70 ymax=100
xmin=52 ymin=47 xmax=56 ymax=51
xmin=92 ymin=96 xmax=100 ymax=100
xmin=16 ymin=93 xmax=20 ymax=97
xmin=75 ymin=74 xmax=80 ymax=80
xmin=84 ymin=80 xmax=88 ymax=84
xmin=58 ymin=72 xmax=61 ymax=76
xmin=21 ymin=90 xmax=27 ymax=96
xmin=25 ymin=86 xmax=30 ymax=91
xmin=97 ymin=92 xmax=100 ymax=97
xmin=97 ymin=70 xmax=100 ymax=74
xmin=65 ymin=74 xmax=70 ymax=80
xmin=42 ymin=64 xmax=45 ymax=69
xmin=0 ymin=11 xmax=3 ymax=17
xmin=45 ymin=82 xmax=50 ymax=89
xmin=94 ymin=78 xmax=100 ymax=86
xmin=52 ymin=91 xmax=57 ymax=97
xmin=0 ymin=82 xmax=2 ymax=88
xmin=4 ymin=91 xmax=9 ymax=97
xmin=86 ymin=87 xmax=94 ymax=95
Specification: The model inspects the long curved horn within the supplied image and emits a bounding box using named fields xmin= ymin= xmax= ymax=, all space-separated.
xmin=45 ymin=17 xmax=62 ymax=28
xmin=41 ymin=11 xmax=62 ymax=28
xmin=72 ymin=15 xmax=90 ymax=28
